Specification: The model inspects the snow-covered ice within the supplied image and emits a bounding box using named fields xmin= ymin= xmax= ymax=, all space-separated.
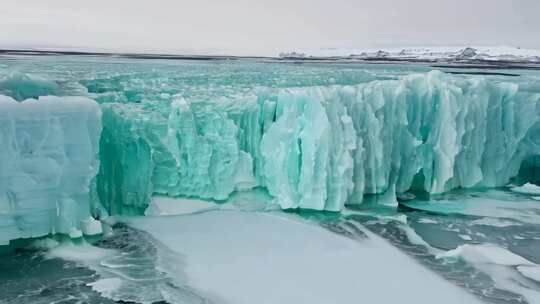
xmin=125 ymin=210 xmax=482 ymax=304
xmin=289 ymin=46 xmax=540 ymax=63
xmin=438 ymin=244 xmax=540 ymax=304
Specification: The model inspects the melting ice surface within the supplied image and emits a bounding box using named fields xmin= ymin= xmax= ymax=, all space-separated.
xmin=1 ymin=55 xmax=540 ymax=303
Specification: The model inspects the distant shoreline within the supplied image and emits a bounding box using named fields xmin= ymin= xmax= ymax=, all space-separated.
xmin=2 ymin=48 xmax=540 ymax=70
xmin=0 ymin=48 xmax=270 ymax=60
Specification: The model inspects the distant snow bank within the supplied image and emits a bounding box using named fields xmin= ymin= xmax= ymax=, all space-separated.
xmin=282 ymin=46 xmax=540 ymax=63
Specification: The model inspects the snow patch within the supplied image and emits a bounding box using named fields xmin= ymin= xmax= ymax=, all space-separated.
xmin=292 ymin=46 xmax=540 ymax=63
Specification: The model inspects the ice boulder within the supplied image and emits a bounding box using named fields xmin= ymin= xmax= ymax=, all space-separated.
xmin=0 ymin=72 xmax=59 ymax=101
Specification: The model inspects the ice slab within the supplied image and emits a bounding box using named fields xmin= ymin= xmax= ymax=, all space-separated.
xmin=125 ymin=210 xmax=482 ymax=304
xmin=518 ymin=266 xmax=540 ymax=282
xmin=400 ymin=190 xmax=540 ymax=224
xmin=438 ymin=244 xmax=540 ymax=303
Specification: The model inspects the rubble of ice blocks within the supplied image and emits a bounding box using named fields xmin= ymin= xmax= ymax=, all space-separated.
xmin=0 ymin=95 xmax=102 ymax=245
xmin=96 ymin=71 xmax=540 ymax=213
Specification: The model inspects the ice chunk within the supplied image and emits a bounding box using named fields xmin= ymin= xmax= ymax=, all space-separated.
xmin=68 ymin=228 xmax=83 ymax=239
xmin=0 ymin=95 xmax=102 ymax=245
xmin=511 ymin=183 xmax=540 ymax=195
xmin=80 ymin=217 xmax=103 ymax=236
xmin=0 ymin=72 xmax=59 ymax=101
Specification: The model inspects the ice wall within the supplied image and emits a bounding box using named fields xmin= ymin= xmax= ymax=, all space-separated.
xmin=96 ymin=71 xmax=540 ymax=213
xmin=0 ymin=95 xmax=102 ymax=245
xmin=2 ymin=70 xmax=538 ymax=245
xmin=95 ymin=98 xmax=257 ymax=215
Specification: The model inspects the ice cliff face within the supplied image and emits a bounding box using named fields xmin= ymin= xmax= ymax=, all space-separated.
xmin=1 ymin=68 xmax=539 ymax=244
xmin=95 ymin=71 xmax=540 ymax=214
xmin=0 ymin=95 xmax=101 ymax=245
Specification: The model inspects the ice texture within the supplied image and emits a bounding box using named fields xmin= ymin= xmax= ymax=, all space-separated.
xmin=126 ymin=210 xmax=482 ymax=304
xmin=438 ymin=244 xmax=540 ymax=303
xmin=0 ymin=95 xmax=101 ymax=245
xmin=0 ymin=72 xmax=59 ymax=101
xmin=96 ymin=71 xmax=540 ymax=213
xmin=1 ymin=63 xmax=539 ymax=245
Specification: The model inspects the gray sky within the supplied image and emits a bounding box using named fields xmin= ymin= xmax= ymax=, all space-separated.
xmin=1 ymin=0 xmax=539 ymax=56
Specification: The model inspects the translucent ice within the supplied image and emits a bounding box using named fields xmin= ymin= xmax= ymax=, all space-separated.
xmin=96 ymin=71 xmax=540 ymax=213
xmin=0 ymin=72 xmax=59 ymax=101
xmin=0 ymin=95 xmax=101 ymax=245
xmin=2 ymin=64 xmax=540 ymax=246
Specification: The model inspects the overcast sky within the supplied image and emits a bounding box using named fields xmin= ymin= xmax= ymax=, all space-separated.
xmin=1 ymin=0 xmax=539 ymax=56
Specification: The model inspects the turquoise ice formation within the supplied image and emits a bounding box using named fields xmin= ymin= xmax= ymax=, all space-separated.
xmin=0 ymin=57 xmax=540 ymax=245
xmin=96 ymin=71 xmax=540 ymax=214
xmin=0 ymin=95 xmax=102 ymax=245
